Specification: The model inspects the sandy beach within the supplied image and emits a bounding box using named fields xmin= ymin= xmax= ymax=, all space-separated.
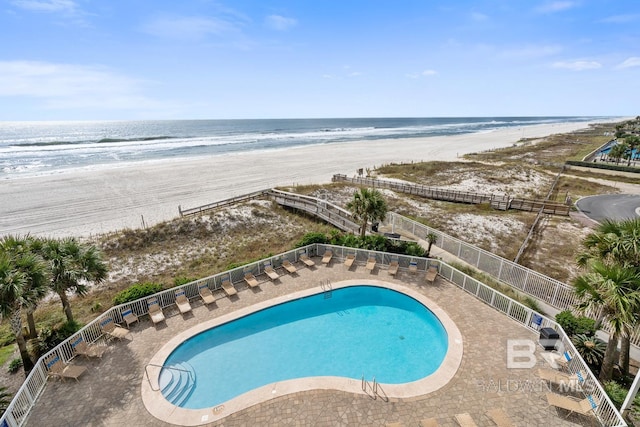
xmin=0 ymin=120 xmax=607 ymax=238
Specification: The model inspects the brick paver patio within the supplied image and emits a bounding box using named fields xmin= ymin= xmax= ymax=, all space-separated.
xmin=25 ymin=258 xmax=600 ymax=426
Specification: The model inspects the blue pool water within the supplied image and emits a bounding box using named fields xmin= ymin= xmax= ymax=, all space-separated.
xmin=162 ymin=285 xmax=448 ymax=409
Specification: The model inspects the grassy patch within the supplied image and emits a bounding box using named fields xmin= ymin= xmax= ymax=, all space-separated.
xmin=0 ymin=345 xmax=15 ymax=367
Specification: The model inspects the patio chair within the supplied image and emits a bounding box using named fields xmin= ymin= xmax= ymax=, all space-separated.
xmin=425 ymin=266 xmax=438 ymax=283
xmin=100 ymin=317 xmax=131 ymax=340
xmin=121 ymin=308 xmax=139 ymax=328
xmin=388 ymin=260 xmax=399 ymax=276
xmin=244 ymin=272 xmax=260 ymax=288
xmin=322 ymin=250 xmax=333 ymax=264
xmin=454 ymin=413 xmax=478 ymax=427
xmin=282 ymin=260 xmax=297 ymax=274
xmin=46 ymin=354 xmax=87 ymax=382
xmin=366 ymin=256 xmax=376 ymax=272
xmin=174 ymin=289 xmax=192 ymax=314
xmin=299 ymin=254 xmax=315 ymax=267
xmin=147 ymin=297 xmax=166 ymax=324
xmin=344 ymin=253 xmax=356 ymax=268
xmin=221 ymin=279 xmax=237 ymax=297
xmin=486 ymin=409 xmax=514 ymax=427
xmin=538 ymin=368 xmax=584 ymax=390
xmin=545 ymin=392 xmax=598 ymax=418
xmin=420 ymin=418 xmax=440 ymax=427
xmin=264 ymin=263 xmax=280 ymax=281
xmin=71 ymin=336 xmax=107 ymax=359
xmin=409 ymin=260 xmax=418 ymax=274
xmin=198 ymin=283 xmax=216 ymax=305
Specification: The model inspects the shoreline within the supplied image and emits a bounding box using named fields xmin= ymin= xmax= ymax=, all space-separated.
xmin=0 ymin=120 xmax=613 ymax=238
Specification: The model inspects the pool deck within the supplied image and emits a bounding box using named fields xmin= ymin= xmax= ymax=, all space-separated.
xmin=26 ymin=259 xmax=601 ymax=427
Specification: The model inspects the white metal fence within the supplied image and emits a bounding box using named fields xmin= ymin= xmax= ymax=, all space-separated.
xmin=0 ymin=243 xmax=625 ymax=426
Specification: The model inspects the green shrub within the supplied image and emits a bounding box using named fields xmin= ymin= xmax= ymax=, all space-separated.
xmin=29 ymin=320 xmax=83 ymax=359
xmin=603 ymin=381 xmax=631 ymax=408
xmin=555 ymin=310 xmax=596 ymax=337
xmin=7 ymin=358 xmax=22 ymax=374
xmin=113 ymin=282 xmax=163 ymax=306
xmin=295 ymin=232 xmax=328 ymax=247
xmin=566 ymin=160 xmax=640 ymax=174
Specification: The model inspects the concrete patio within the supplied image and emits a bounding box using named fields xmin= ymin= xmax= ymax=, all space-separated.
xmin=25 ymin=257 xmax=601 ymax=426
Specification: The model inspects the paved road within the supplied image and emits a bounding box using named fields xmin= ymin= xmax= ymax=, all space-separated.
xmin=576 ymin=194 xmax=640 ymax=223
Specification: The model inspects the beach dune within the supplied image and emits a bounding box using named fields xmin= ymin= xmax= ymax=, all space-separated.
xmin=0 ymin=121 xmax=602 ymax=238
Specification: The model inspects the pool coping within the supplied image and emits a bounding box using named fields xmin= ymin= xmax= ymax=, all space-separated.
xmin=140 ymin=279 xmax=464 ymax=426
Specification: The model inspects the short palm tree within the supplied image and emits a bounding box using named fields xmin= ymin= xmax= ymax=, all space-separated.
xmin=573 ymin=262 xmax=640 ymax=382
xmin=346 ymin=188 xmax=388 ymax=238
xmin=0 ymin=246 xmax=47 ymax=374
xmin=40 ymin=238 xmax=108 ymax=323
xmin=425 ymin=232 xmax=438 ymax=257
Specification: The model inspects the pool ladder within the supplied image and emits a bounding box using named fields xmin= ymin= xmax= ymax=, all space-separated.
xmin=320 ymin=279 xmax=332 ymax=298
xmin=361 ymin=375 xmax=388 ymax=401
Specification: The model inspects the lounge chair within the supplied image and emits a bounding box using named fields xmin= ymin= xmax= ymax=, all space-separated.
xmin=322 ymin=250 xmax=333 ymax=264
xmin=198 ymin=283 xmax=216 ymax=305
xmin=344 ymin=253 xmax=356 ymax=268
xmin=46 ymin=354 xmax=87 ymax=382
xmin=100 ymin=317 xmax=131 ymax=340
xmin=244 ymin=272 xmax=260 ymax=288
xmin=174 ymin=289 xmax=192 ymax=314
xmin=388 ymin=260 xmax=399 ymax=276
xmin=420 ymin=419 xmax=440 ymax=427
xmin=425 ymin=266 xmax=438 ymax=283
xmin=545 ymin=392 xmax=598 ymax=418
xmin=409 ymin=260 xmax=418 ymax=274
xmin=299 ymin=254 xmax=315 ymax=267
xmin=366 ymin=256 xmax=376 ymax=272
xmin=264 ymin=264 xmax=280 ymax=281
xmin=121 ymin=308 xmax=139 ymax=328
xmin=147 ymin=297 xmax=166 ymax=324
xmin=221 ymin=279 xmax=237 ymax=296
xmin=386 ymin=423 xmax=404 ymax=427
xmin=538 ymin=368 xmax=584 ymax=390
xmin=486 ymin=409 xmax=514 ymax=427
xmin=454 ymin=413 xmax=478 ymax=427
xmin=71 ymin=336 xmax=107 ymax=359
xmin=282 ymin=260 xmax=297 ymax=274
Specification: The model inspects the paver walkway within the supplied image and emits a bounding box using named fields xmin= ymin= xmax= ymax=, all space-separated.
xmin=26 ymin=258 xmax=600 ymax=426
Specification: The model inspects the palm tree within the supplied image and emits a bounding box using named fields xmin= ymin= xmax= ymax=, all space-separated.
xmin=625 ymin=135 xmax=640 ymax=166
xmin=0 ymin=246 xmax=47 ymax=374
xmin=608 ymin=143 xmax=628 ymax=165
xmin=425 ymin=232 xmax=438 ymax=257
xmin=346 ymin=187 xmax=388 ymax=238
xmin=573 ymin=262 xmax=640 ymax=381
xmin=40 ymin=238 xmax=108 ymax=323
xmin=0 ymin=385 xmax=11 ymax=415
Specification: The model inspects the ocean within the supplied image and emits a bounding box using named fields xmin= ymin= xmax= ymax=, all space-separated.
xmin=0 ymin=116 xmax=605 ymax=179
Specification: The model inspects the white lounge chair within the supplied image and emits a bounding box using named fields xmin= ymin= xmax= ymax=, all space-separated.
xmin=221 ymin=279 xmax=237 ymax=297
xmin=198 ymin=283 xmax=216 ymax=305
xmin=282 ymin=260 xmax=297 ymax=274
xmin=71 ymin=336 xmax=107 ymax=359
xmin=486 ymin=409 xmax=514 ymax=427
xmin=409 ymin=260 xmax=418 ymax=274
xmin=425 ymin=266 xmax=438 ymax=283
xmin=100 ymin=317 xmax=131 ymax=340
xmin=546 ymin=392 xmax=598 ymax=418
xmin=147 ymin=297 xmax=166 ymax=324
xmin=344 ymin=253 xmax=356 ymax=268
xmin=300 ymin=254 xmax=315 ymax=267
xmin=264 ymin=264 xmax=280 ymax=281
xmin=322 ymin=250 xmax=333 ymax=264
xmin=244 ymin=272 xmax=260 ymax=288
xmin=121 ymin=308 xmax=139 ymax=328
xmin=46 ymin=354 xmax=87 ymax=382
xmin=454 ymin=413 xmax=478 ymax=427
xmin=175 ymin=289 xmax=192 ymax=314
xmin=388 ymin=260 xmax=399 ymax=276
xmin=366 ymin=256 xmax=376 ymax=272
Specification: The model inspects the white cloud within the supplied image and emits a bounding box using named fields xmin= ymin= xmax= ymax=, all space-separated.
xmin=600 ymin=14 xmax=640 ymax=23
xmin=536 ymin=1 xmax=577 ymax=13
xmin=616 ymin=57 xmax=640 ymax=69
xmin=552 ymin=60 xmax=601 ymax=71
xmin=348 ymin=71 xmax=362 ymax=77
xmin=422 ymin=70 xmax=437 ymax=76
xmin=406 ymin=70 xmax=437 ymax=79
xmin=265 ymin=14 xmax=297 ymax=31
xmin=0 ymin=60 xmax=158 ymax=110
xmin=11 ymin=0 xmax=76 ymax=13
xmin=141 ymin=15 xmax=241 ymax=40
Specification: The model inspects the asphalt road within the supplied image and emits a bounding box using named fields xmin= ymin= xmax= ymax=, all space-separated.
xmin=576 ymin=194 xmax=640 ymax=223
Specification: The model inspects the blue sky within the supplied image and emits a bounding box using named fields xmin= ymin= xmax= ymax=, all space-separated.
xmin=1 ymin=0 xmax=638 ymax=120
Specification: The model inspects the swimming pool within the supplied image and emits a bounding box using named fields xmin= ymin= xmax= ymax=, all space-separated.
xmin=142 ymin=280 xmax=463 ymax=425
